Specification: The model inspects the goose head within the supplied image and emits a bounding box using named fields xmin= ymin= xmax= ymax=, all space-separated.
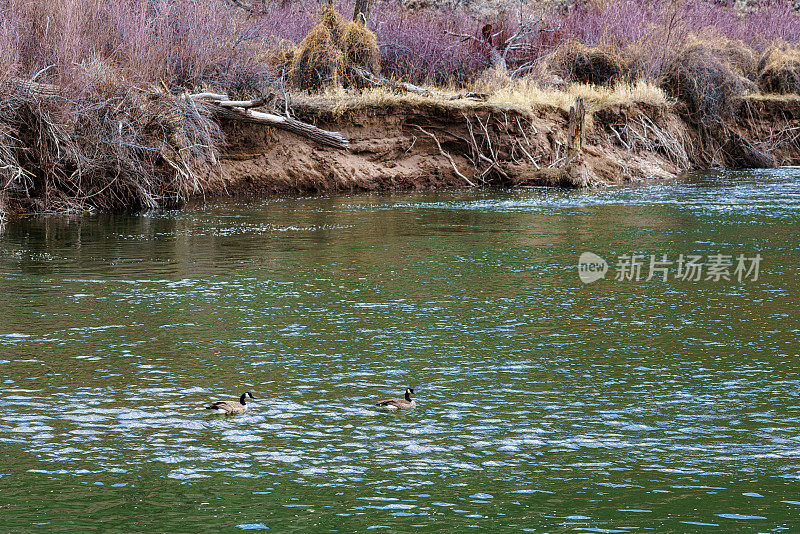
xmin=240 ymin=391 xmax=255 ymax=404
xmin=405 ymin=388 xmax=415 ymax=401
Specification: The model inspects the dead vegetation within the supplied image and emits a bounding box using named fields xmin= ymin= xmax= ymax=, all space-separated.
xmin=758 ymin=43 xmax=800 ymax=95
xmin=597 ymin=107 xmax=690 ymax=170
xmin=532 ymin=33 xmax=796 ymax=170
xmin=661 ymin=41 xmax=749 ymax=125
xmin=289 ymin=3 xmax=380 ymax=92
xmin=544 ymin=40 xmax=625 ymax=86
xmin=657 ymin=38 xmax=779 ymax=168
xmin=0 ymin=78 xmax=221 ymax=216
xmin=454 ymin=113 xmax=546 ymax=186
xmin=404 ymin=97 xmax=689 ymax=190
xmin=2 ymin=0 xmax=800 ymax=218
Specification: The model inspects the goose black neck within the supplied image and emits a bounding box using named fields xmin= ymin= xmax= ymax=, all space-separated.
xmin=405 ymin=391 xmax=411 ymax=401
xmin=240 ymin=393 xmax=247 ymax=405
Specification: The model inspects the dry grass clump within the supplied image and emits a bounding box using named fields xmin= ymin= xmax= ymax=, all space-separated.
xmin=691 ymin=33 xmax=759 ymax=81
xmin=651 ymin=33 xmax=760 ymax=84
xmin=657 ymin=37 xmax=780 ymax=168
xmin=290 ymin=6 xmax=346 ymax=91
xmin=300 ymin=77 xmax=668 ymax=121
xmin=544 ymin=41 xmax=625 ymax=86
xmin=758 ymin=43 xmax=800 ymax=95
xmin=714 ymin=39 xmax=759 ymax=82
xmin=569 ymin=80 xmax=668 ymax=108
xmin=0 ymin=78 xmax=221 ymax=214
xmin=660 ymin=40 xmax=752 ymax=125
xmin=343 ymin=20 xmax=380 ymax=74
xmin=488 ymin=76 xmax=667 ymax=113
xmin=290 ymin=3 xmax=380 ymax=92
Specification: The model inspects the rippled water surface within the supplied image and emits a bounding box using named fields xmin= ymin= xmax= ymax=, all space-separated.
xmin=1 ymin=169 xmax=799 ymax=532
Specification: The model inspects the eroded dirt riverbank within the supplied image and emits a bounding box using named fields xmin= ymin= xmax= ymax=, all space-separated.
xmin=210 ymin=95 xmax=800 ymax=197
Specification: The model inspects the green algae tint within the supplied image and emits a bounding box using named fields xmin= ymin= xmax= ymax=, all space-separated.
xmin=1 ymin=169 xmax=799 ymax=532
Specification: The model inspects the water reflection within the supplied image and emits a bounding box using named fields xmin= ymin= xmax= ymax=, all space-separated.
xmin=0 ymin=169 xmax=799 ymax=531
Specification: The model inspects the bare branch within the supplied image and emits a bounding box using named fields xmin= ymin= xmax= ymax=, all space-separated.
xmin=412 ymin=125 xmax=476 ymax=187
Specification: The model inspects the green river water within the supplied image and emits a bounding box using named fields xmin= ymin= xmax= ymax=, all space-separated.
xmin=0 ymin=169 xmax=798 ymax=532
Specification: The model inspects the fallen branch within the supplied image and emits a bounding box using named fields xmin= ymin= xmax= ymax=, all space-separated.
xmin=210 ymin=105 xmax=349 ymax=150
xmin=3 ymin=77 xmax=60 ymax=97
xmin=215 ymin=96 xmax=272 ymax=109
xmin=189 ymin=92 xmax=230 ymax=101
xmin=188 ymin=93 xmax=349 ymax=150
xmin=192 ymin=93 xmax=275 ymax=110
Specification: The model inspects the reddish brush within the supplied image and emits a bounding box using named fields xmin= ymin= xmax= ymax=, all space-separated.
xmin=0 ymin=0 xmax=277 ymax=93
xmin=2 ymin=0 xmax=796 ymax=89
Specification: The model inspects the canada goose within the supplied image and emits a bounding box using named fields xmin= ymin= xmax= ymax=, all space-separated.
xmin=376 ymin=388 xmax=416 ymax=411
xmin=205 ymin=392 xmax=254 ymax=415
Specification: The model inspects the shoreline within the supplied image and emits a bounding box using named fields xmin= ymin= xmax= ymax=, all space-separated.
xmin=2 ymin=89 xmax=799 ymax=217
xmin=1 ymin=0 xmax=799 ymax=217
xmin=204 ymin=93 xmax=800 ymax=198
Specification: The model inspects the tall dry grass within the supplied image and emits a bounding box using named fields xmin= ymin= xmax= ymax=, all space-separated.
xmin=289 ymin=3 xmax=380 ymax=91
xmin=0 ymin=0 xmax=282 ymax=93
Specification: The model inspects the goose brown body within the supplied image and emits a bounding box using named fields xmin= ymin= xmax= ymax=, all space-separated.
xmin=205 ymin=392 xmax=254 ymax=415
xmin=376 ymin=388 xmax=416 ymax=411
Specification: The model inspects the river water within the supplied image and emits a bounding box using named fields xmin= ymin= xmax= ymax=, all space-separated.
xmin=1 ymin=169 xmax=798 ymax=532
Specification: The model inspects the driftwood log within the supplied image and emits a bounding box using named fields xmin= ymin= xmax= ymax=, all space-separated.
xmin=4 ymin=77 xmax=60 ymax=97
xmin=189 ymin=92 xmax=350 ymax=150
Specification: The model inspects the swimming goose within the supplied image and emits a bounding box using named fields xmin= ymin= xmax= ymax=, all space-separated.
xmin=205 ymin=392 xmax=254 ymax=415
xmin=376 ymin=388 xmax=416 ymax=411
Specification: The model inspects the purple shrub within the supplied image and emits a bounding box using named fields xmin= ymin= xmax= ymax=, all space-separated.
xmin=542 ymin=0 xmax=799 ymax=51
xmin=524 ymin=0 xmax=800 ymax=82
xmin=259 ymin=0 xmax=330 ymax=42
xmin=0 ymin=0 xmax=278 ymax=93
xmin=543 ymin=1 xmax=662 ymax=48
xmin=371 ymin=1 xmax=488 ymax=84
xmin=0 ymin=0 xmax=798 ymax=89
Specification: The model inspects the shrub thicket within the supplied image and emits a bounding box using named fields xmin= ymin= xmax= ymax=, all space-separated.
xmin=0 ymin=80 xmax=220 ymax=215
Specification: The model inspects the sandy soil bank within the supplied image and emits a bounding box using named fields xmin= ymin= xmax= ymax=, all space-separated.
xmin=209 ymin=95 xmax=800 ymax=197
